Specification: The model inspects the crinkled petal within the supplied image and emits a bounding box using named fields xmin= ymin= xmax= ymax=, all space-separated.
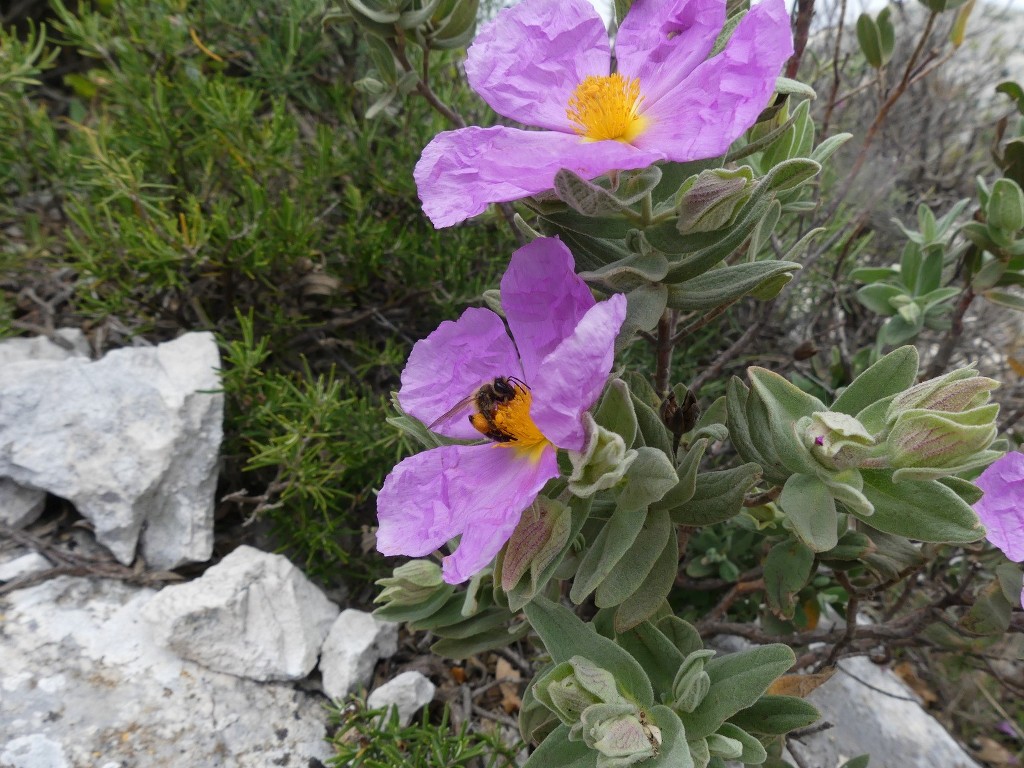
xmin=531 ymin=294 xmax=627 ymax=451
xmin=615 ymin=0 xmax=725 ymax=105
xmin=633 ymin=0 xmax=793 ymax=160
xmin=415 ymin=126 xmax=664 ymax=228
xmin=465 ymin=0 xmax=610 ymax=132
xmin=375 ymin=443 xmax=559 ymax=584
xmin=975 ymin=452 xmax=1024 ymax=562
xmin=399 ymin=307 xmax=521 ymax=439
xmin=501 ymin=237 xmax=595 ymax=381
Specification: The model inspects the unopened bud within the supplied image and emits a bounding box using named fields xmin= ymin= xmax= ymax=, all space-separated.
xmin=374 ymin=559 xmax=445 ymax=607
xmin=885 ymin=368 xmax=998 ymax=424
xmin=578 ymin=704 xmax=661 ymax=768
xmin=671 ymin=649 xmax=716 ymax=712
xmin=802 ymin=411 xmax=875 ymax=471
xmin=676 ymin=167 xmax=754 ymax=233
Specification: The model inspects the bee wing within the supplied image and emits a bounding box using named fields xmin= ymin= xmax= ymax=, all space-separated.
xmin=428 ymin=394 xmax=477 ymax=430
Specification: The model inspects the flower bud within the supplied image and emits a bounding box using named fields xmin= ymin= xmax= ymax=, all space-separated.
xmin=578 ymin=703 xmax=661 ymax=768
xmin=501 ymin=497 xmax=571 ymax=593
xmin=535 ymin=656 xmax=623 ymax=726
xmin=801 ymin=411 xmax=875 ymax=471
xmin=671 ymin=649 xmax=716 ymax=712
xmin=706 ymin=732 xmax=744 ymax=759
xmin=568 ymin=415 xmax=638 ymax=497
xmin=885 ymin=368 xmax=998 ymax=425
xmin=374 ymin=559 xmax=446 ymax=607
xmin=886 ymin=405 xmax=999 ymax=474
xmin=676 ymin=167 xmax=754 ymax=234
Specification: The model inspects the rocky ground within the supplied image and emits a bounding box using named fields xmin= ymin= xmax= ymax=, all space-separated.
xmin=0 ymin=331 xmax=998 ymax=767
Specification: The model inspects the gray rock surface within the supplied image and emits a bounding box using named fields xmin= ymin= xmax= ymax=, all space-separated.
xmin=0 ymin=331 xmax=89 ymax=532
xmin=0 ymin=576 xmax=333 ymax=768
xmin=0 ymin=550 xmax=51 ymax=582
xmin=0 ymin=478 xmax=45 ymax=529
xmin=141 ymin=545 xmax=340 ymax=681
xmin=0 ymin=332 xmax=222 ymax=568
xmin=319 ymin=609 xmax=398 ymax=700
xmin=366 ymin=671 xmax=437 ymax=727
xmin=789 ymin=656 xmax=981 ymax=768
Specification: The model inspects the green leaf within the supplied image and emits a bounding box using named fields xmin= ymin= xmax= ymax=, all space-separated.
xmin=856 ymin=13 xmax=884 ymax=68
xmin=764 ymin=538 xmax=815 ymax=619
xmin=656 ymin=615 xmax=704 ymax=658
xmin=856 ymin=284 xmax=903 ymax=316
xmin=858 ymin=470 xmax=985 ymax=544
xmin=630 ymin=390 xmax=675 ymax=456
xmin=571 ymin=503 xmax=649 ymax=604
xmin=726 ymin=377 xmax=774 ymax=472
xmin=983 ymin=289 xmax=1024 ymax=312
xmin=614 ymin=526 xmax=679 ymax=633
xmin=996 ymin=562 xmax=1023 ymax=605
xmin=680 ymin=644 xmax=796 ymax=739
xmin=430 ymin=621 xmax=529 ymax=658
xmin=525 ymin=598 xmax=655 ymax=706
xmin=670 ymin=462 xmax=762 ymax=526
xmin=760 ymin=158 xmax=821 ymax=193
xmin=747 ymin=367 xmax=825 ymax=476
xmin=580 ymin=251 xmax=670 ymax=293
xmin=616 ymin=446 xmax=679 ymax=514
xmin=840 ymin=756 xmax=871 ymax=768
xmin=860 ymin=527 xmax=927 ymax=581
xmin=652 ymin=438 xmax=706 ymax=511
xmin=666 ymin=261 xmax=801 ymax=310
xmin=716 ymin=723 xmax=768 ymax=764
xmin=779 ymin=474 xmax=839 ymax=552
xmin=961 ymin=580 xmax=1012 ymax=635
xmin=615 ymin=621 xmax=687 ymax=702
xmin=818 ymin=530 xmax=875 ymax=562
xmin=810 ymin=132 xmax=853 ymax=165
xmin=595 ymin=379 xmax=639 ymax=448
xmin=521 ymin=724 xmax=596 ymax=768
xmin=728 ymin=695 xmax=821 ymax=735
xmin=987 ymin=178 xmax=1024 ymax=233
xmin=596 ymin=509 xmax=673 ymax=608
xmin=831 ymin=345 xmax=919 ymax=416
xmin=849 ymin=267 xmax=900 ymax=282
xmin=650 ymin=706 xmax=695 ymax=768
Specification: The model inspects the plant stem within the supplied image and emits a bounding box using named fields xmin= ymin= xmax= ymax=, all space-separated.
xmin=654 ymin=310 xmax=676 ymax=398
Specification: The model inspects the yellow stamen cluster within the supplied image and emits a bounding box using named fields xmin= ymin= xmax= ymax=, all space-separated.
xmin=493 ymin=387 xmax=549 ymax=458
xmin=566 ymin=73 xmax=647 ymax=143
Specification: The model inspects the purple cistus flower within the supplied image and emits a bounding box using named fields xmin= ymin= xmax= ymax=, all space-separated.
xmin=415 ymin=0 xmax=794 ymax=228
xmin=376 ymin=237 xmax=626 ymax=583
xmin=974 ymin=451 xmax=1024 ymax=562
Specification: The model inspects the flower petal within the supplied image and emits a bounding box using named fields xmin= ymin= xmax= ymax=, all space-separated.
xmin=399 ymin=307 xmax=522 ymax=439
xmin=501 ymin=237 xmax=596 ymax=382
xmin=415 ymin=126 xmax=664 ymax=228
xmin=441 ymin=445 xmax=558 ymax=583
xmin=531 ymin=293 xmax=627 ymax=451
xmin=375 ymin=443 xmax=559 ymax=584
xmin=465 ymin=0 xmax=610 ymax=132
xmin=615 ymin=0 xmax=725 ymax=105
xmin=974 ymin=452 xmax=1024 ymax=562
xmin=633 ymin=0 xmax=793 ymax=161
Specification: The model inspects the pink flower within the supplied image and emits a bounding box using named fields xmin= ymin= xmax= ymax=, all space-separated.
xmin=974 ymin=452 xmax=1024 ymax=562
xmin=415 ymin=0 xmax=794 ymax=228
xmin=376 ymin=237 xmax=626 ymax=583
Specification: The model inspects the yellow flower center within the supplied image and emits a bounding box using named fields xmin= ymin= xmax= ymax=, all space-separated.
xmin=469 ymin=384 xmax=550 ymax=460
xmin=566 ymin=73 xmax=648 ymax=143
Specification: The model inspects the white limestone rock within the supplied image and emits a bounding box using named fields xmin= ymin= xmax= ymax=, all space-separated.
xmin=0 ymin=332 xmax=223 ymax=568
xmin=141 ymin=545 xmax=340 ymax=681
xmin=0 ymin=331 xmax=88 ymax=532
xmin=0 ymin=478 xmax=45 ymax=530
xmin=788 ymin=656 xmax=981 ymax=768
xmin=0 ymin=328 xmax=89 ymax=366
xmin=0 ymin=734 xmax=70 ymax=768
xmin=319 ymin=608 xmax=398 ymax=700
xmin=367 ymin=671 xmax=436 ymax=727
xmin=0 ymin=576 xmax=333 ymax=767
xmin=0 ymin=551 xmax=51 ymax=582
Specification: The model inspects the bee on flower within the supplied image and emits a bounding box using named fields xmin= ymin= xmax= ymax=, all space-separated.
xmin=375 ymin=237 xmax=626 ymax=583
